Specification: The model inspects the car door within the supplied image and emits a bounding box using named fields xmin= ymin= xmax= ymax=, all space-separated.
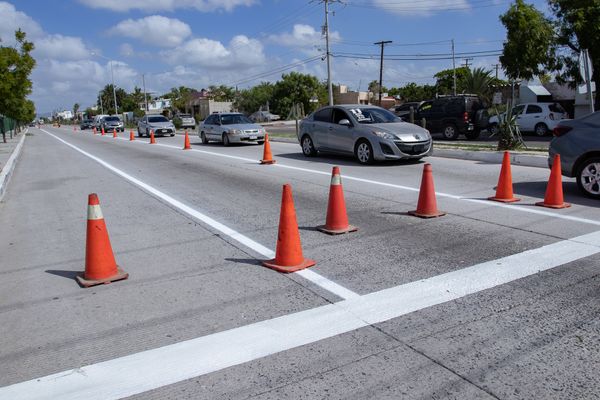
xmin=310 ymin=108 xmax=333 ymax=149
xmin=328 ymin=108 xmax=355 ymax=153
xmin=521 ymin=104 xmax=543 ymax=131
xmin=204 ymin=115 xmax=218 ymax=139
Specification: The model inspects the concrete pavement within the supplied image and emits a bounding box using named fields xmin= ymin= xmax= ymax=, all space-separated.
xmin=1 ymin=125 xmax=599 ymax=399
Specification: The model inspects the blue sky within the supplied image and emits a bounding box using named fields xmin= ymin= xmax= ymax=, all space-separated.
xmin=1 ymin=0 xmax=549 ymax=114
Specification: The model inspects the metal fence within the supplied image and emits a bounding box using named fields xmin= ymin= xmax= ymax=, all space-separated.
xmin=0 ymin=115 xmax=20 ymax=142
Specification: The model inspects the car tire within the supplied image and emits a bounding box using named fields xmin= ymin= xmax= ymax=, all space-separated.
xmin=170 ymin=133 xmax=175 ymax=137
xmin=301 ymin=135 xmax=317 ymax=157
xmin=146 ymin=129 xmax=150 ymax=137
xmin=535 ymin=123 xmax=549 ymax=137
xmin=222 ymin=133 xmax=230 ymax=146
xmin=355 ymin=140 xmax=374 ymax=165
xmin=577 ymin=157 xmax=600 ymax=199
xmin=488 ymin=123 xmax=499 ymax=135
xmin=465 ymin=130 xmax=480 ymax=140
xmin=200 ymin=132 xmax=209 ymax=144
xmin=442 ymin=123 xmax=459 ymax=140
xmin=257 ymin=141 xmax=264 ymax=145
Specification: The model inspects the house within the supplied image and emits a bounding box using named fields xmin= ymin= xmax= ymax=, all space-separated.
xmin=140 ymin=98 xmax=172 ymax=114
xmin=335 ymin=85 xmax=370 ymax=105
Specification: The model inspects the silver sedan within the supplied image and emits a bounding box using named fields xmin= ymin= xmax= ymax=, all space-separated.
xmin=298 ymin=105 xmax=432 ymax=164
xmin=137 ymin=115 xmax=176 ymax=137
xmin=199 ymin=113 xmax=266 ymax=146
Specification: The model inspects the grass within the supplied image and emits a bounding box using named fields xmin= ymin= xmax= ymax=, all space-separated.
xmin=434 ymin=142 xmax=548 ymax=153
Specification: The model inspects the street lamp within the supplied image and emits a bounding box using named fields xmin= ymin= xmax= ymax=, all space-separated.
xmin=91 ymin=52 xmax=119 ymax=115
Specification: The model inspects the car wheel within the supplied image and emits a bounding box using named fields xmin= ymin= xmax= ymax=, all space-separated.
xmin=577 ymin=157 xmax=600 ymax=199
xmin=488 ymin=123 xmax=499 ymax=135
xmin=200 ymin=132 xmax=209 ymax=144
xmin=146 ymin=129 xmax=150 ymax=137
xmin=535 ymin=123 xmax=549 ymax=137
xmin=222 ymin=133 xmax=230 ymax=146
xmin=442 ymin=123 xmax=459 ymax=140
xmin=301 ymin=135 xmax=317 ymax=157
xmin=257 ymin=141 xmax=264 ymax=145
xmin=170 ymin=133 xmax=175 ymax=137
xmin=355 ymin=140 xmax=374 ymax=165
xmin=465 ymin=130 xmax=480 ymax=140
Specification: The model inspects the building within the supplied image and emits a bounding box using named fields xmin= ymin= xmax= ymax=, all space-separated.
xmin=191 ymin=99 xmax=233 ymax=120
xmin=54 ymin=110 xmax=73 ymax=120
xmin=334 ymin=85 xmax=370 ymax=105
xmin=140 ymin=98 xmax=172 ymax=114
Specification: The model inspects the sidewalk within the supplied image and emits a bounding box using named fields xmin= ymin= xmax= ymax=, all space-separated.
xmin=0 ymin=128 xmax=27 ymax=201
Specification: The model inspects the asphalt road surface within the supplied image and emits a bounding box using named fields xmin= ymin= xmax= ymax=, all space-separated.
xmin=1 ymin=125 xmax=599 ymax=399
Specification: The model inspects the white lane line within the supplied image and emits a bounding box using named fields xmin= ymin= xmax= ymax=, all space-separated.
xmin=90 ymin=131 xmax=600 ymax=227
xmin=41 ymin=129 xmax=359 ymax=301
xmin=3 ymin=230 xmax=600 ymax=400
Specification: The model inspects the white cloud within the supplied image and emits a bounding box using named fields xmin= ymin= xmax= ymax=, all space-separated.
xmin=35 ymin=34 xmax=91 ymax=61
xmin=163 ymin=35 xmax=265 ymax=69
xmin=79 ymin=0 xmax=256 ymax=12
xmin=372 ymin=0 xmax=470 ymax=16
xmin=111 ymin=16 xmax=192 ymax=47
xmin=268 ymin=24 xmax=340 ymax=49
xmin=119 ymin=43 xmax=134 ymax=57
xmin=0 ymin=1 xmax=43 ymax=42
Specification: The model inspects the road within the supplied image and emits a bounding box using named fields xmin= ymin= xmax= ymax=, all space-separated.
xmin=1 ymin=125 xmax=599 ymax=399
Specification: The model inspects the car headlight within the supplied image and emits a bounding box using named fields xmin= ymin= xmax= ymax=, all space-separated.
xmin=229 ymin=129 xmax=243 ymax=134
xmin=371 ymin=130 xmax=396 ymax=140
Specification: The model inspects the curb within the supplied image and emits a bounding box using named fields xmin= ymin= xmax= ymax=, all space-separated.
xmin=433 ymin=148 xmax=548 ymax=169
xmin=0 ymin=131 xmax=27 ymax=202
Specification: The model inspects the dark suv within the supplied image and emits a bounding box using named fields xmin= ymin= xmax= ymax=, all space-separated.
xmin=414 ymin=95 xmax=488 ymax=140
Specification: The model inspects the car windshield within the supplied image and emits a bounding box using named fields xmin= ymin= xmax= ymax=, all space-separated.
xmin=549 ymin=103 xmax=566 ymax=113
xmin=105 ymin=116 xmax=120 ymax=122
xmin=179 ymin=114 xmax=192 ymax=118
xmin=148 ymin=116 xmax=169 ymax=123
xmin=221 ymin=114 xmax=253 ymax=125
xmin=348 ymin=108 xmax=399 ymax=124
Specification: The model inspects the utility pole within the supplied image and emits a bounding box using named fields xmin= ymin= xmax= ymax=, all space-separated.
xmin=492 ymin=64 xmax=501 ymax=80
xmin=374 ymin=40 xmax=392 ymax=105
xmin=323 ymin=0 xmax=338 ymax=106
xmin=451 ymin=39 xmax=457 ymax=96
xmin=109 ymin=60 xmax=118 ymax=115
xmin=463 ymin=58 xmax=473 ymax=69
xmin=99 ymin=95 xmax=104 ymax=115
xmin=142 ymin=74 xmax=149 ymax=112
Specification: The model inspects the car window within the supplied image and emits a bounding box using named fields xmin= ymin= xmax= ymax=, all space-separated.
xmin=221 ymin=114 xmax=252 ymax=125
xmin=179 ymin=114 xmax=192 ymax=118
xmin=313 ymin=108 xmax=332 ymax=122
xmin=430 ymin=100 xmax=444 ymax=113
xmin=348 ymin=107 xmax=398 ymax=124
xmin=445 ymin=100 xmax=463 ymax=114
xmin=526 ymin=105 xmax=543 ymax=114
xmin=204 ymin=115 xmax=214 ymax=124
xmin=512 ymin=105 xmax=525 ymax=115
xmin=332 ymin=109 xmax=351 ymax=124
xmin=148 ymin=116 xmax=169 ymax=123
xmin=549 ymin=103 xmax=565 ymax=113
xmin=419 ymin=101 xmax=433 ymax=112
xmin=104 ymin=116 xmax=120 ymax=122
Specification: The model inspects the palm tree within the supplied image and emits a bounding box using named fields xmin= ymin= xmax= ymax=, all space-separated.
xmin=459 ymin=67 xmax=494 ymax=103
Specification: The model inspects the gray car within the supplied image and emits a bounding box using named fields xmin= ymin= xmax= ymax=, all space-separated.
xmin=101 ymin=116 xmax=124 ymax=132
xmin=549 ymin=111 xmax=600 ymax=198
xmin=199 ymin=113 xmax=266 ymax=146
xmin=137 ymin=115 xmax=176 ymax=137
xmin=298 ymin=105 xmax=432 ymax=164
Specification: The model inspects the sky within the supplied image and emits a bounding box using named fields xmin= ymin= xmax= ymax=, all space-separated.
xmin=1 ymin=0 xmax=550 ymax=114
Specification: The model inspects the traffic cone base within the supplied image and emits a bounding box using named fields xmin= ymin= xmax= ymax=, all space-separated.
xmin=488 ymin=195 xmax=520 ymax=203
xmin=317 ymin=224 xmax=357 ymax=235
xmin=260 ymin=159 xmax=276 ymax=165
xmin=407 ymin=209 xmax=446 ymax=218
xmin=535 ymin=200 xmax=571 ymax=209
xmin=262 ymin=258 xmax=315 ymax=273
xmin=76 ymin=266 xmax=128 ymax=288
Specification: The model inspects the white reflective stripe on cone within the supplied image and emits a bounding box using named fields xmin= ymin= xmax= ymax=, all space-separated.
xmin=87 ymin=204 xmax=104 ymax=220
xmin=331 ymin=174 xmax=342 ymax=185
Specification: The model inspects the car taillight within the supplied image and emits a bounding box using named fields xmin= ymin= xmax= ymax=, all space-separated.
xmin=463 ymin=112 xmax=469 ymax=122
xmin=553 ymin=126 xmax=572 ymax=137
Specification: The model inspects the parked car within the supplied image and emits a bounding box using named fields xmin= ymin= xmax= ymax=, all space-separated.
xmin=173 ymin=113 xmax=196 ymax=129
xmin=199 ymin=113 xmax=266 ymax=146
xmin=80 ymin=119 xmax=94 ymax=130
xmin=101 ymin=116 xmax=124 ymax=132
xmin=298 ymin=104 xmax=432 ymax=165
xmin=414 ymin=95 xmax=488 ymax=140
xmin=93 ymin=114 xmax=109 ymax=131
xmin=391 ymin=101 xmax=423 ymax=120
xmin=549 ymin=111 xmax=600 ymax=198
xmin=137 ymin=115 xmax=176 ymax=137
xmin=488 ymin=103 xmax=569 ymax=137
xmin=249 ymin=110 xmax=281 ymax=123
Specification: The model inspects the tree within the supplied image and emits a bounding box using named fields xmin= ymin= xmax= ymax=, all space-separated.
xmin=97 ymin=84 xmax=126 ymax=115
xmin=499 ymin=0 xmax=555 ymax=82
xmin=73 ymin=103 xmax=80 ymax=121
xmin=394 ymin=83 xmax=437 ymax=102
xmin=271 ymin=72 xmax=325 ymax=116
xmin=434 ymin=67 xmax=469 ymax=95
xmin=233 ymin=82 xmax=275 ymax=114
xmin=367 ymin=80 xmax=388 ymax=96
xmin=208 ymin=85 xmax=235 ymax=101
xmin=460 ymin=67 xmax=495 ymax=102
xmin=163 ymin=86 xmax=196 ymax=113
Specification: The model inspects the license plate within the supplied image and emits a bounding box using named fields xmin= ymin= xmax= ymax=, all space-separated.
xmin=250 ymin=136 xmax=257 ymax=139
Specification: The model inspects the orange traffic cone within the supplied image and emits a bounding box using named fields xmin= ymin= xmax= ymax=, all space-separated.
xmin=73 ymin=125 xmax=77 ymax=132
xmin=76 ymin=193 xmax=128 ymax=287
xmin=93 ymin=127 xmax=97 ymax=135
xmin=489 ymin=151 xmax=520 ymax=203
xmin=183 ymin=131 xmax=191 ymax=150
xmin=408 ymin=163 xmax=446 ymax=218
xmin=260 ymin=134 xmax=276 ymax=164
xmin=129 ymin=130 xmax=135 ymax=141
xmin=536 ymin=154 xmax=571 ymax=209
xmin=318 ymin=166 xmax=357 ymax=235
xmin=263 ymin=184 xmax=315 ymax=273
xmin=149 ymin=130 xmax=156 ymax=144
xmin=113 ymin=129 xmax=117 ymax=138
xmin=101 ymin=127 xmax=105 ymax=136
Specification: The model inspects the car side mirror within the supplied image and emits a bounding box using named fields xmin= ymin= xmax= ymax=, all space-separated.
xmin=339 ymin=119 xmax=351 ymax=126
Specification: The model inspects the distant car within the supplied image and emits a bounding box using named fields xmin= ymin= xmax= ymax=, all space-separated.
xmin=93 ymin=114 xmax=109 ymax=131
xmin=174 ymin=113 xmax=196 ymax=129
xmin=298 ymin=104 xmax=432 ymax=165
xmin=392 ymin=102 xmax=423 ymax=120
xmin=249 ymin=110 xmax=281 ymax=123
xmin=414 ymin=95 xmax=488 ymax=140
xmin=80 ymin=119 xmax=94 ymax=130
xmin=101 ymin=116 xmax=124 ymax=132
xmin=137 ymin=115 xmax=176 ymax=137
xmin=549 ymin=111 xmax=600 ymax=198
xmin=199 ymin=113 xmax=266 ymax=146
xmin=488 ymin=103 xmax=569 ymax=137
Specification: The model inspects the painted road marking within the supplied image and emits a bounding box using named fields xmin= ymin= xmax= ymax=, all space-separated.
xmin=2 ymin=229 xmax=600 ymax=400
xmin=41 ymin=129 xmax=359 ymax=301
xmin=89 ymin=130 xmax=600 ymax=228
